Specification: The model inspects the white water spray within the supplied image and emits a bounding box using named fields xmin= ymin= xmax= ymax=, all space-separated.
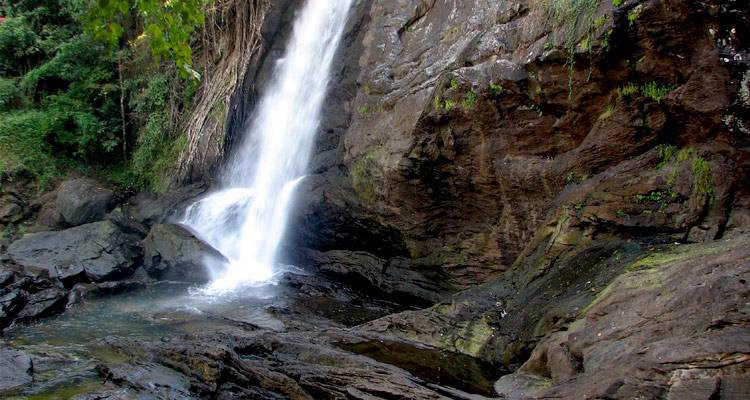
xmin=182 ymin=0 xmax=353 ymax=293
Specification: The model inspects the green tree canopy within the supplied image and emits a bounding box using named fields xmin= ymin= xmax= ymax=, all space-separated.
xmin=84 ymin=0 xmax=210 ymax=79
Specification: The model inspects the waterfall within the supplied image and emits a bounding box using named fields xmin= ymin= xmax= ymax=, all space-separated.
xmin=181 ymin=0 xmax=353 ymax=293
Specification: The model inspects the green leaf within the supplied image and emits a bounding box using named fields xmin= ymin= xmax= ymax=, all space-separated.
xmin=118 ymin=1 xmax=130 ymax=15
xmin=109 ymin=23 xmax=123 ymax=39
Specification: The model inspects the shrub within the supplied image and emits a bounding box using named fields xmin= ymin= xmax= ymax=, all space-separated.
xmin=0 ymin=110 xmax=59 ymax=180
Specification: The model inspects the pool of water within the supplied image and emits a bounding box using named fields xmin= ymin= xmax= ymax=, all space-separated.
xmin=1 ymin=267 xmax=303 ymax=398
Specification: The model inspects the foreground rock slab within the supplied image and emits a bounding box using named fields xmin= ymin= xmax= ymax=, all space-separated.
xmin=0 ymin=348 xmax=33 ymax=393
xmin=7 ymin=221 xmax=142 ymax=287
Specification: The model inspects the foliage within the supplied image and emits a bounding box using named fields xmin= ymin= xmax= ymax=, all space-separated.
xmin=640 ymin=82 xmax=672 ymax=102
xmin=529 ymin=103 xmax=543 ymax=116
xmin=656 ymin=145 xmax=678 ymax=168
xmin=0 ymin=1 xmax=124 ymax=179
xmin=617 ymin=81 xmax=672 ymax=102
xmin=462 ymin=91 xmax=478 ymax=108
xmin=627 ymin=5 xmax=642 ymax=25
xmin=0 ymin=0 xmax=196 ymax=190
xmin=616 ymin=82 xmax=639 ymax=96
xmin=490 ymin=83 xmax=508 ymax=92
xmin=653 ymin=146 xmax=714 ymax=208
xmin=0 ymin=78 xmax=21 ymax=111
xmin=691 ymin=157 xmax=714 ymax=207
xmin=83 ymin=0 xmax=210 ymax=78
xmin=532 ymin=0 xmax=601 ymax=96
xmin=0 ymin=110 xmax=59 ymax=181
xmin=125 ymin=70 xmax=192 ymax=191
xmin=0 ymin=16 xmax=41 ymax=75
xmin=598 ymin=105 xmax=615 ymax=120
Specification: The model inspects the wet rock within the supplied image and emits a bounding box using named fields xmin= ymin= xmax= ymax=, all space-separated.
xmin=131 ymin=183 xmax=206 ymax=229
xmin=0 ymin=287 xmax=26 ymax=330
xmin=142 ymin=224 xmax=222 ymax=283
xmin=354 ymin=240 xmax=643 ymax=365
xmin=96 ymin=362 xmax=196 ymax=399
xmin=105 ymin=208 xmax=149 ymax=237
xmin=7 ymin=221 xmax=142 ymax=287
xmin=1 ymin=270 xmax=68 ymax=330
xmin=276 ymin=0 xmax=750 ymax=291
xmin=496 ymin=235 xmax=750 ymax=398
xmin=666 ymin=370 xmax=722 ymax=400
xmin=297 ymin=248 xmax=450 ymax=306
xmin=517 ymin=331 xmax=581 ymax=384
xmin=494 ymin=373 xmax=553 ymax=400
xmin=13 ymin=284 xmax=68 ymax=324
xmin=67 ymin=280 xmax=147 ymax=307
xmin=94 ymin=330 xmax=451 ymax=399
xmin=56 ymin=179 xmax=117 ymax=226
xmin=286 ymin=173 xmax=411 ymax=260
xmin=0 ymin=266 xmax=15 ymax=288
xmin=0 ymin=348 xmax=33 ymax=393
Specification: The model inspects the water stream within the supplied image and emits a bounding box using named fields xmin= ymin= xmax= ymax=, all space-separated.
xmin=3 ymin=280 xmax=295 ymax=398
xmin=182 ymin=0 xmax=354 ymax=293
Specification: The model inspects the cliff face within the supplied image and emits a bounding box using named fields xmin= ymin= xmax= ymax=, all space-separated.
xmin=275 ymin=0 xmax=750 ymax=290
xmin=204 ymin=0 xmax=750 ymax=396
xmin=279 ymin=0 xmax=750 ymax=394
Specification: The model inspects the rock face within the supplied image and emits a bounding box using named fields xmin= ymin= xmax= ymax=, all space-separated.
xmin=495 ymin=235 xmax=750 ymax=399
xmin=272 ymin=0 xmax=750 ymax=291
xmin=142 ymin=224 xmax=222 ymax=283
xmin=0 ymin=265 xmax=68 ymax=331
xmin=55 ymin=179 xmax=117 ymax=227
xmin=0 ymin=348 xmax=33 ymax=393
xmin=173 ymin=0 xmax=748 ymax=395
xmin=90 ymin=331 xmax=454 ymax=400
xmin=7 ymin=221 xmax=142 ymax=287
xmin=293 ymin=248 xmax=452 ymax=306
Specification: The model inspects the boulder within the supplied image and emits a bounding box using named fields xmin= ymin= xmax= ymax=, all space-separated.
xmin=7 ymin=221 xmax=142 ymax=287
xmin=296 ymin=248 xmax=450 ymax=306
xmin=143 ymin=224 xmax=222 ymax=283
xmin=0 ymin=195 xmax=26 ymax=224
xmin=0 ymin=348 xmax=33 ymax=393
xmin=131 ymin=183 xmax=206 ymax=229
xmin=0 ymin=271 xmax=68 ymax=331
xmin=55 ymin=179 xmax=117 ymax=226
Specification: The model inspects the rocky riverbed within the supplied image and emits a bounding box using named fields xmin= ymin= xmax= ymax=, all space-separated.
xmin=0 ymin=176 xmax=748 ymax=399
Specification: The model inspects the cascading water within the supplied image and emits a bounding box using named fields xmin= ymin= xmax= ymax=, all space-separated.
xmin=181 ymin=0 xmax=353 ymax=293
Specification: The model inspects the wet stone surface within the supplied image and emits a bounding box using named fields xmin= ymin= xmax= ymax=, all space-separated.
xmin=0 ymin=270 xmax=501 ymax=399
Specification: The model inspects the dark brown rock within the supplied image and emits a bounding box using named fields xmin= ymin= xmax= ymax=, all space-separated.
xmin=276 ymin=0 xmax=750 ymax=291
xmin=93 ymin=330 xmax=456 ymax=399
xmin=131 ymin=183 xmax=206 ymax=229
xmin=296 ymin=248 xmax=451 ymax=306
xmin=496 ymin=234 xmax=750 ymax=399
